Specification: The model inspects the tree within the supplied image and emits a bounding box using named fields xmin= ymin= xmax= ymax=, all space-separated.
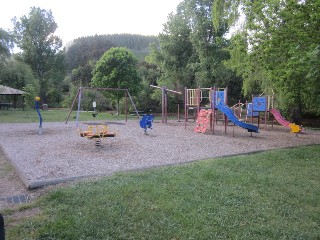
xmin=0 ymin=28 xmax=13 ymax=64
xmin=12 ymin=7 xmax=63 ymax=102
xmin=224 ymin=0 xmax=320 ymax=116
xmin=147 ymin=0 xmax=242 ymax=104
xmin=92 ymin=47 xmax=141 ymax=113
xmin=0 ymin=58 xmax=36 ymax=90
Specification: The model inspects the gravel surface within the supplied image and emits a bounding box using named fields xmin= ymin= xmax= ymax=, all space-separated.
xmin=0 ymin=120 xmax=319 ymax=189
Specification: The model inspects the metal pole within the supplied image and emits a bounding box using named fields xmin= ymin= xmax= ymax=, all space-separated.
xmin=125 ymin=90 xmax=128 ymax=122
xmin=177 ymin=102 xmax=180 ymax=122
xmin=185 ymin=87 xmax=187 ymax=129
xmin=127 ymin=90 xmax=140 ymax=119
xmin=65 ymin=88 xmax=80 ymax=124
xmin=165 ymin=89 xmax=168 ymax=123
xmin=162 ymin=87 xmax=165 ymax=123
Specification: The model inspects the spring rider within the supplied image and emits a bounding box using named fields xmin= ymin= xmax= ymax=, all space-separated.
xmin=35 ymin=96 xmax=43 ymax=135
xmin=139 ymin=114 xmax=154 ymax=134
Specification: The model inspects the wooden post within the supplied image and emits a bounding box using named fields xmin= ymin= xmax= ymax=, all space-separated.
xmin=150 ymin=85 xmax=181 ymax=124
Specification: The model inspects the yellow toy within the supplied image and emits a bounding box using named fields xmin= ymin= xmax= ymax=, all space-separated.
xmin=289 ymin=123 xmax=303 ymax=134
xmin=79 ymin=125 xmax=117 ymax=146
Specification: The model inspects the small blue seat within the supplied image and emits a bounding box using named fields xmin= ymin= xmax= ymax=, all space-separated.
xmin=140 ymin=114 xmax=154 ymax=132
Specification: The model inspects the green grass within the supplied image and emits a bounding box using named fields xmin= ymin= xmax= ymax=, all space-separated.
xmin=5 ymin=145 xmax=320 ymax=239
xmin=0 ymin=109 xmax=138 ymax=123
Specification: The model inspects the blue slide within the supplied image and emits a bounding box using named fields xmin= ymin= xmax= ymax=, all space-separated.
xmin=216 ymin=103 xmax=259 ymax=133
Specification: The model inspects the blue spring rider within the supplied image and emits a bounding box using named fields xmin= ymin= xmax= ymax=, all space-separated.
xmin=139 ymin=114 xmax=154 ymax=134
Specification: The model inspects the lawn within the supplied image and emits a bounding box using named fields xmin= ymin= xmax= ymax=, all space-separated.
xmin=0 ymin=109 xmax=138 ymax=123
xmin=4 ymin=145 xmax=320 ymax=239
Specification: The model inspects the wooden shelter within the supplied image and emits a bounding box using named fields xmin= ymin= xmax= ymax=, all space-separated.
xmin=0 ymin=85 xmax=25 ymax=109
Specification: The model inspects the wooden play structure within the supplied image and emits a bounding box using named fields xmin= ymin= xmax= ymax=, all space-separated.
xmin=185 ymin=87 xmax=229 ymax=134
xmin=185 ymin=87 xmax=259 ymax=135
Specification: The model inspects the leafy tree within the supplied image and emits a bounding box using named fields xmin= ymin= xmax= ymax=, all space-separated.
xmin=70 ymin=60 xmax=95 ymax=87
xmin=0 ymin=58 xmax=36 ymax=90
xmin=223 ymin=0 xmax=320 ymax=116
xmin=46 ymin=50 xmax=67 ymax=106
xmin=148 ymin=10 xmax=194 ymax=91
xmin=12 ymin=7 xmax=63 ymax=102
xmin=22 ymin=84 xmax=38 ymax=109
xmin=92 ymin=47 xmax=141 ymax=113
xmin=136 ymin=61 xmax=162 ymax=112
xmin=0 ymin=28 xmax=13 ymax=64
xmin=147 ymin=0 xmax=242 ymax=105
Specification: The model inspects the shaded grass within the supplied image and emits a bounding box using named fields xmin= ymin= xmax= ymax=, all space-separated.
xmin=0 ymin=109 xmax=138 ymax=123
xmin=6 ymin=145 xmax=320 ymax=239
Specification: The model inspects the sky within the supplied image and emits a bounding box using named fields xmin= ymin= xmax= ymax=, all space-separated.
xmin=0 ymin=0 xmax=183 ymax=45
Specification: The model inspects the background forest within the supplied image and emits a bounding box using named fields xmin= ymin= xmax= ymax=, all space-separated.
xmin=0 ymin=0 xmax=319 ymax=121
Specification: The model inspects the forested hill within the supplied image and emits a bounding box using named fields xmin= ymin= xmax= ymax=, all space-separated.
xmin=65 ymin=34 xmax=158 ymax=70
xmin=102 ymin=34 xmax=158 ymax=51
xmin=102 ymin=34 xmax=159 ymax=60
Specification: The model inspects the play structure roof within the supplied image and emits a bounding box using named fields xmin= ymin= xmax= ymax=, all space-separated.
xmin=0 ymin=85 xmax=25 ymax=95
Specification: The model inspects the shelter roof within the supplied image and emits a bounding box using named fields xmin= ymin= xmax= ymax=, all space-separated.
xmin=0 ymin=85 xmax=25 ymax=95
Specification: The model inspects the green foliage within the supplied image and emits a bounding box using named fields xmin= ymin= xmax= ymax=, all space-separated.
xmin=135 ymin=61 xmax=162 ymax=112
xmin=224 ymin=0 xmax=320 ymax=115
xmin=65 ymin=34 xmax=158 ymax=71
xmin=0 ymin=58 xmax=36 ymax=90
xmin=102 ymin=33 xmax=158 ymax=60
xmin=12 ymin=7 xmax=63 ymax=102
xmin=80 ymin=89 xmax=112 ymax=111
xmin=70 ymin=60 xmax=95 ymax=87
xmin=7 ymin=145 xmax=320 ymax=239
xmin=92 ymin=47 xmax=141 ymax=96
xmin=22 ymin=84 xmax=38 ymax=109
xmin=147 ymin=0 xmax=242 ymax=104
xmin=65 ymin=36 xmax=116 ymax=71
xmin=0 ymin=28 xmax=13 ymax=63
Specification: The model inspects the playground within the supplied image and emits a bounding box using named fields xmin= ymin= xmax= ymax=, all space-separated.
xmin=0 ymin=119 xmax=319 ymax=189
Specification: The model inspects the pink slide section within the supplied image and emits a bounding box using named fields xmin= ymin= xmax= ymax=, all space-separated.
xmin=269 ymin=108 xmax=291 ymax=128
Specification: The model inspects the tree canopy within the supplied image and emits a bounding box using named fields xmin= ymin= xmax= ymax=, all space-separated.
xmin=1 ymin=0 xmax=319 ymax=118
xmin=148 ymin=0 xmax=242 ymax=103
xmin=12 ymin=7 xmax=63 ymax=102
xmin=92 ymin=47 xmax=141 ymax=99
xmin=223 ymin=0 xmax=320 ymax=115
xmin=0 ymin=28 xmax=13 ymax=63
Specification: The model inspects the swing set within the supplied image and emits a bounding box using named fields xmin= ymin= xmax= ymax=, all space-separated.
xmin=65 ymin=87 xmax=140 ymax=126
xmin=65 ymin=87 xmax=140 ymax=145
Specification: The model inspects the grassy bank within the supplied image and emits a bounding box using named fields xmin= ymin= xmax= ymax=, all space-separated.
xmin=5 ymin=145 xmax=320 ymax=239
xmin=0 ymin=109 xmax=138 ymax=123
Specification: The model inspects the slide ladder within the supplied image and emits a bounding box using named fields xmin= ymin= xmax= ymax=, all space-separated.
xmin=194 ymin=109 xmax=213 ymax=133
